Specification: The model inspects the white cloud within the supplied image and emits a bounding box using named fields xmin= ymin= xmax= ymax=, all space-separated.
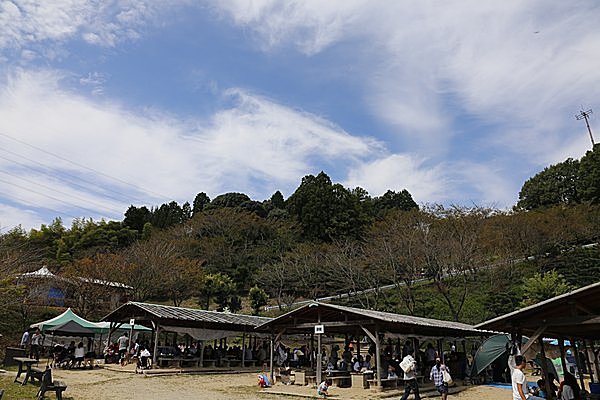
xmin=0 ymin=203 xmax=45 ymax=233
xmin=215 ymin=1 xmax=600 ymax=162
xmin=0 ymin=69 xmax=381 ymax=228
xmin=344 ymin=154 xmax=449 ymax=204
xmin=0 ymin=0 xmax=173 ymax=50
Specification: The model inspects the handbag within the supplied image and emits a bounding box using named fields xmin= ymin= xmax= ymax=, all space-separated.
xmin=442 ymin=368 xmax=453 ymax=386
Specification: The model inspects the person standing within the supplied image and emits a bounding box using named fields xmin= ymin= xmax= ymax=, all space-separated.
xmin=430 ymin=357 xmax=449 ymax=400
xmin=30 ymin=328 xmax=43 ymax=360
xmin=20 ymin=330 xmax=30 ymax=349
xmin=117 ymin=332 xmax=129 ymax=366
xmin=400 ymin=348 xmax=421 ymax=400
xmin=511 ymin=355 xmax=544 ymax=400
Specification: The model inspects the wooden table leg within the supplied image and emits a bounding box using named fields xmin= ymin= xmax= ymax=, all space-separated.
xmin=22 ymin=364 xmax=32 ymax=386
xmin=14 ymin=362 xmax=23 ymax=383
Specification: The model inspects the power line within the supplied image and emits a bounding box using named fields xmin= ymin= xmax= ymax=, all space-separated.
xmin=0 ymin=170 xmax=124 ymax=215
xmin=0 ymin=131 xmax=171 ymax=202
xmin=0 ymin=176 xmax=118 ymax=218
xmin=0 ymin=151 xmax=132 ymax=206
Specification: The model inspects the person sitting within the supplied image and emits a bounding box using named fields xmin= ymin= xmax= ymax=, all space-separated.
xmin=317 ymin=378 xmax=332 ymax=398
xmin=559 ymin=372 xmax=580 ymax=400
xmin=137 ymin=346 xmax=151 ymax=370
xmin=388 ymin=365 xmax=398 ymax=379
xmin=74 ymin=342 xmax=85 ymax=368
xmin=353 ymin=355 xmax=364 ymax=372
xmin=84 ymin=350 xmax=96 ymax=370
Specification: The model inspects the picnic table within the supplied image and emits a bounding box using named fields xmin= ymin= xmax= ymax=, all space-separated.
xmin=326 ymin=370 xmax=351 ymax=387
xmin=13 ymin=357 xmax=39 ymax=385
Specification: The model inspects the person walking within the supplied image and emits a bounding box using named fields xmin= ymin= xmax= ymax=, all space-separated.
xmin=400 ymin=348 xmax=421 ymax=400
xmin=117 ymin=332 xmax=129 ymax=366
xmin=430 ymin=357 xmax=449 ymax=400
xmin=511 ymin=355 xmax=544 ymax=400
xmin=30 ymin=328 xmax=43 ymax=360
xmin=20 ymin=329 xmax=30 ymax=349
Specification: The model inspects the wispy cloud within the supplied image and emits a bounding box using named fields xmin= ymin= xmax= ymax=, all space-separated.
xmin=0 ymin=0 xmax=174 ymax=51
xmin=0 ymin=69 xmax=382 ymax=228
xmin=215 ymin=1 xmax=600 ymax=161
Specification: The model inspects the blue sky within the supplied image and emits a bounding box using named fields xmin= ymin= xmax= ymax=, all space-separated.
xmin=0 ymin=1 xmax=599 ymax=230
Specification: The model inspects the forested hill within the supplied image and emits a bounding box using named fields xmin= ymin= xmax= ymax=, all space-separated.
xmin=1 ymin=146 xmax=599 ymax=328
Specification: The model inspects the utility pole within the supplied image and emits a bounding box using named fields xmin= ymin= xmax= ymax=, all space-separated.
xmin=576 ymin=108 xmax=595 ymax=147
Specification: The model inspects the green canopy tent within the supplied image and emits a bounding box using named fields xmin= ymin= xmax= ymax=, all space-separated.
xmin=471 ymin=334 xmax=529 ymax=379
xmin=30 ymin=308 xmax=105 ymax=334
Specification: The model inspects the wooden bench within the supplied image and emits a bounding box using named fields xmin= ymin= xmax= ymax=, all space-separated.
xmin=367 ymin=377 xmax=398 ymax=390
xmin=30 ymin=367 xmax=44 ymax=383
xmin=305 ymin=375 xmax=317 ymax=386
xmin=330 ymin=375 xmax=351 ymax=387
xmin=203 ymin=359 xmax=217 ymax=368
xmin=228 ymin=359 xmax=242 ymax=368
xmin=243 ymin=359 xmax=257 ymax=367
xmin=36 ymin=368 xmax=67 ymax=400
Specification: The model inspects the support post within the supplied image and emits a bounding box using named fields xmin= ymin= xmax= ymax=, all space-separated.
xmin=572 ymin=338 xmax=586 ymax=391
xmin=241 ymin=332 xmax=246 ymax=367
xmin=316 ymin=310 xmax=322 ymax=384
xmin=589 ymin=340 xmax=600 ymax=383
xmin=559 ymin=337 xmax=568 ymax=378
xmin=152 ymin=322 xmax=160 ymax=365
xmin=583 ymin=340 xmax=595 ymax=383
xmin=375 ymin=328 xmax=382 ymax=387
xmin=199 ymin=340 xmax=204 ymax=367
xmin=539 ymin=338 xmax=553 ymax=400
xmin=270 ymin=335 xmax=275 ymax=385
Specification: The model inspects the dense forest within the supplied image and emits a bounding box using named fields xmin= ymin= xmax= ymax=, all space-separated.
xmin=1 ymin=146 xmax=599 ymax=340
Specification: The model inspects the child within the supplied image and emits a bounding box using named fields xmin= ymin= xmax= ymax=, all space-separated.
xmin=317 ymin=378 xmax=332 ymax=398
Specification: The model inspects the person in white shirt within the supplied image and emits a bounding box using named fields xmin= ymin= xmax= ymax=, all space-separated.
xmin=20 ymin=330 xmax=30 ymax=349
xmin=511 ymin=355 xmax=544 ymax=400
xmin=400 ymin=348 xmax=421 ymax=400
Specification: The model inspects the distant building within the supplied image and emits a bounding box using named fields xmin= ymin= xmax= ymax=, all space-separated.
xmin=17 ymin=266 xmax=131 ymax=313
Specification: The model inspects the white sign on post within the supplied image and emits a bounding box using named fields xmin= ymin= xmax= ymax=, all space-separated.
xmin=130 ymin=318 xmax=135 ymax=326
xmin=314 ymin=324 xmax=324 ymax=334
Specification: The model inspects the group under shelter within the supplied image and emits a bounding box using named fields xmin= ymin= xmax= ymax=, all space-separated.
xmin=475 ymin=280 xmax=600 ymax=396
xmin=30 ymin=307 xmax=150 ymax=353
xmin=255 ymin=301 xmax=490 ymax=387
xmin=102 ymin=301 xmax=273 ymax=366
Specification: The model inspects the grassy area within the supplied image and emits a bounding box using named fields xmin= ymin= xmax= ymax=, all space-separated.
xmin=0 ymin=366 xmax=74 ymax=400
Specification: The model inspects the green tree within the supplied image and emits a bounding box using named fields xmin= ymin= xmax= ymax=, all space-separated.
xmin=520 ymin=270 xmax=572 ymax=307
xmin=517 ymin=159 xmax=580 ymax=210
xmin=192 ymin=192 xmax=211 ymax=216
xmin=198 ymin=272 xmax=236 ymax=311
xmin=578 ymin=144 xmax=600 ymax=203
xmin=372 ymin=189 xmax=419 ymax=215
xmin=248 ymin=286 xmax=269 ymax=315
xmin=208 ymin=192 xmax=251 ymax=209
xmin=124 ymin=205 xmax=151 ymax=232
xmin=286 ymin=172 xmax=371 ymax=241
xmin=270 ymin=191 xmax=285 ymax=209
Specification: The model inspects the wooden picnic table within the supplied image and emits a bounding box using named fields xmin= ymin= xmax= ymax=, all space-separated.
xmin=13 ymin=357 xmax=39 ymax=385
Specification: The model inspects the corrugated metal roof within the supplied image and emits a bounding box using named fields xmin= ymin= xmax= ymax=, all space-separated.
xmin=257 ymin=301 xmax=487 ymax=337
xmin=104 ymin=301 xmax=272 ymax=328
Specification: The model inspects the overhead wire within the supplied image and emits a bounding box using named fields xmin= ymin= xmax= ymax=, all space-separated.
xmin=0 ymin=131 xmax=171 ymax=202
xmin=0 ymin=176 xmax=119 ymax=218
xmin=0 ymin=149 xmax=137 ymax=205
xmin=0 ymin=170 xmax=124 ymax=215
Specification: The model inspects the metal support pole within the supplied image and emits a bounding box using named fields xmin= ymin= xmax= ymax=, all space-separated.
xmin=317 ymin=333 xmax=322 ymax=384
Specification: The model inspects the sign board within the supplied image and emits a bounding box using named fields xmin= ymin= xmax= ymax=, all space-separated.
xmin=314 ymin=324 xmax=324 ymax=334
xmin=129 ymin=318 xmax=135 ymax=326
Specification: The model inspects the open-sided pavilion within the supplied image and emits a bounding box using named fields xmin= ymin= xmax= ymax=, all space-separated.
xmin=102 ymin=301 xmax=272 ymax=365
xmin=475 ymin=281 xmax=600 ymax=394
xmin=255 ymin=301 xmax=489 ymax=386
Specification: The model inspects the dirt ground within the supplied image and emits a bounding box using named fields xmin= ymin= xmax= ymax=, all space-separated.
xmin=48 ymin=365 xmax=509 ymax=400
